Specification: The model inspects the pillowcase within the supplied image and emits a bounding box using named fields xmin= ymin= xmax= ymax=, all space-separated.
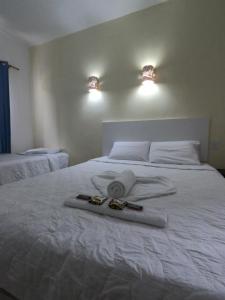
xmin=109 ymin=141 xmax=150 ymax=162
xmin=23 ymin=148 xmax=62 ymax=155
xmin=149 ymin=141 xmax=201 ymax=165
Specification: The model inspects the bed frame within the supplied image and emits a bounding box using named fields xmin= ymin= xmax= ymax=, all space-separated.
xmin=0 ymin=289 xmax=18 ymax=300
xmin=102 ymin=118 xmax=209 ymax=161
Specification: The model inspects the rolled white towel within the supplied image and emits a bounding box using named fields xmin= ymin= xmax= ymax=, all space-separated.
xmin=92 ymin=171 xmax=176 ymax=202
xmin=107 ymin=169 xmax=136 ymax=198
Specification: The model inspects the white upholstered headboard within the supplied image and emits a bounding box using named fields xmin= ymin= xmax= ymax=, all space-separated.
xmin=102 ymin=118 xmax=209 ymax=161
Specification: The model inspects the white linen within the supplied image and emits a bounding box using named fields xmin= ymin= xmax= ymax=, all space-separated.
xmin=46 ymin=153 xmax=69 ymax=171
xmin=93 ymin=156 xmax=216 ymax=170
xmin=64 ymin=198 xmax=167 ymax=228
xmin=0 ymin=153 xmax=69 ymax=185
xmin=106 ymin=169 xmax=136 ymax=198
xmin=0 ymin=158 xmax=225 ymax=300
xmin=109 ymin=141 xmax=150 ymax=161
xmin=150 ymin=140 xmax=201 ymax=165
xmin=92 ymin=170 xmax=176 ymax=201
xmin=22 ymin=147 xmax=62 ymax=154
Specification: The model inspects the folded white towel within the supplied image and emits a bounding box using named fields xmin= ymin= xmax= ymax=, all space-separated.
xmin=107 ymin=169 xmax=136 ymax=198
xmin=92 ymin=171 xmax=176 ymax=202
xmin=64 ymin=198 xmax=167 ymax=228
xmin=22 ymin=148 xmax=62 ymax=155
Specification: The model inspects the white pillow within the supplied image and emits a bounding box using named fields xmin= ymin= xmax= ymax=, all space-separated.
xmin=149 ymin=141 xmax=201 ymax=165
xmin=23 ymin=148 xmax=62 ymax=155
xmin=109 ymin=141 xmax=150 ymax=162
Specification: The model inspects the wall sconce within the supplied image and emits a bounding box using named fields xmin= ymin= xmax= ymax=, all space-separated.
xmin=88 ymin=76 xmax=100 ymax=92
xmin=141 ymin=65 xmax=156 ymax=86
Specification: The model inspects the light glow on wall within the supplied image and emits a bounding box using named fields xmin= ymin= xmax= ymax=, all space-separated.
xmin=138 ymin=81 xmax=159 ymax=96
xmin=87 ymin=75 xmax=102 ymax=102
xmin=88 ymin=89 xmax=102 ymax=102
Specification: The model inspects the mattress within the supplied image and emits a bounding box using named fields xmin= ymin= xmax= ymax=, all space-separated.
xmin=0 ymin=153 xmax=69 ymax=185
xmin=0 ymin=157 xmax=225 ymax=300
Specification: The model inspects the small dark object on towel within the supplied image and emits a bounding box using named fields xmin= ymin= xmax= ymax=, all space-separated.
xmin=126 ymin=202 xmax=143 ymax=211
xmin=108 ymin=199 xmax=143 ymax=211
xmin=109 ymin=198 xmax=126 ymax=210
xmin=89 ymin=196 xmax=108 ymax=205
xmin=76 ymin=194 xmax=107 ymax=205
xmin=77 ymin=194 xmax=92 ymax=200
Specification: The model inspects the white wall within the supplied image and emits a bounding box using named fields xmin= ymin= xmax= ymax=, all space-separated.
xmin=31 ymin=0 xmax=225 ymax=167
xmin=0 ymin=28 xmax=33 ymax=152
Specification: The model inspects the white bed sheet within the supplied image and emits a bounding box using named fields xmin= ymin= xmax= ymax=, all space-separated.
xmin=0 ymin=158 xmax=225 ymax=300
xmin=0 ymin=153 xmax=69 ymax=185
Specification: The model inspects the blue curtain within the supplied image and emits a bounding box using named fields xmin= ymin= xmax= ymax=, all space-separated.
xmin=0 ymin=61 xmax=11 ymax=153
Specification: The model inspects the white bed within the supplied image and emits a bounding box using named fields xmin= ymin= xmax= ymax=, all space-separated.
xmin=0 ymin=152 xmax=69 ymax=185
xmin=0 ymin=118 xmax=225 ymax=300
xmin=0 ymin=157 xmax=225 ymax=300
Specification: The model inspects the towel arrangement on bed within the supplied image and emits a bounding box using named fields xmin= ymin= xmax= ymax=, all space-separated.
xmin=64 ymin=197 xmax=168 ymax=228
xmin=64 ymin=169 xmax=176 ymax=228
xmin=92 ymin=169 xmax=176 ymax=202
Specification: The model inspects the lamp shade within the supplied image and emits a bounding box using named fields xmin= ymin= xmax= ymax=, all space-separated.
xmin=88 ymin=76 xmax=100 ymax=91
xmin=142 ymin=65 xmax=156 ymax=83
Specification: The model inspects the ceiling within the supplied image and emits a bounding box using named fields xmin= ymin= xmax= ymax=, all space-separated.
xmin=0 ymin=0 xmax=166 ymax=46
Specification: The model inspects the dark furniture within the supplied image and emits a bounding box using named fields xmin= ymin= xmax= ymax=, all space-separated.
xmin=217 ymin=169 xmax=225 ymax=178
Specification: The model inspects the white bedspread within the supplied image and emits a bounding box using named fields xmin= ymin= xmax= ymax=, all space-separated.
xmin=0 ymin=158 xmax=225 ymax=300
xmin=0 ymin=153 xmax=69 ymax=185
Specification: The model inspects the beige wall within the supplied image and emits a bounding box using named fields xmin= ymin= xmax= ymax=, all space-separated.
xmin=31 ymin=0 xmax=225 ymax=167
